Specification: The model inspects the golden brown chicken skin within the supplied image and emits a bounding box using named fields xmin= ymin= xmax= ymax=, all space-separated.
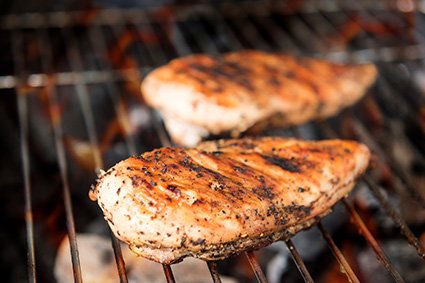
xmin=142 ymin=50 xmax=378 ymax=146
xmin=91 ymin=137 xmax=370 ymax=264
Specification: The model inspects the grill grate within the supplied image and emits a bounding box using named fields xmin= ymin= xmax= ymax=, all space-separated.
xmin=2 ymin=1 xmax=424 ymax=282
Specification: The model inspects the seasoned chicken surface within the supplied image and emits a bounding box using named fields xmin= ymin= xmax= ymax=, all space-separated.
xmin=141 ymin=50 xmax=378 ymax=146
xmin=91 ymin=137 xmax=370 ymax=264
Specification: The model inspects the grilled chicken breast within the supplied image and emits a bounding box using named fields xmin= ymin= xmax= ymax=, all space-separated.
xmin=141 ymin=50 xmax=378 ymax=146
xmin=91 ymin=137 xmax=370 ymax=264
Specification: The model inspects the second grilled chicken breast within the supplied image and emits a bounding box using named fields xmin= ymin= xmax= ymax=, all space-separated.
xmin=91 ymin=137 xmax=370 ymax=264
xmin=142 ymin=50 xmax=378 ymax=146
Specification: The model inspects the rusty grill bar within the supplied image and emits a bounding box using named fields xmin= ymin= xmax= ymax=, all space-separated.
xmin=13 ymin=31 xmax=37 ymax=283
xmin=342 ymin=199 xmax=405 ymax=283
xmin=284 ymin=239 xmax=314 ymax=283
xmin=163 ymin=264 xmax=176 ymax=283
xmin=363 ymin=175 xmax=425 ymax=258
xmin=207 ymin=261 xmax=223 ymax=283
xmin=3 ymin=1 xmax=425 ymax=282
xmin=317 ymin=222 xmax=360 ymax=283
xmin=246 ymin=251 xmax=268 ymax=283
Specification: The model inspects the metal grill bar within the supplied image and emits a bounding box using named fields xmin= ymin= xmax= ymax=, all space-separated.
xmin=179 ymin=21 xmax=220 ymax=56
xmin=363 ymin=176 xmax=425 ymax=259
xmin=347 ymin=113 xmax=425 ymax=209
xmin=361 ymin=91 xmax=425 ymax=208
xmin=109 ymin=230 xmax=129 ymax=283
xmin=207 ymin=261 xmax=222 ymax=283
xmin=247 ymin=15 xmax=299 ymax=53
xmin=274 ymin=11 xmax=326 ymax=54
xmin=128 ymin=14 xmax=171 ymax=65
xmin=284 ymin=239 xmax=314 ymax=283
xmin=206 ymin=10 xmax=245 ymax=51
xmin=320 ymin=117 xmax=425 ymax=264
xmin=225 ymin=13 xmax=272 ymax=51
xmin=12 ymin=31 xmax=37 ymax=283
xmin=36 ymin=29 xmax=83 ymax=283
xmin=0 ymin=69 xmax=142 ymax=89
xmin=88 ymin=24 xmax=138 ymax=156
xmin=245 ymin=251 xmax=268 ymax=283
xmin=163 ymin=264 xmax=176 ymax=283
xmin=342 ymin=200 xmax=406 ymax=283
xmin=64 ymin=28 xmax=103 ymax=170
xmin=47 ymin=78 xmax=84 ymax=283
xmin=61 ymin=26 xmax=131 ymax=282
xmin=375 ymin=64 xmax=425 ymax=138
xmin=317 ymin=222 xmax=360 ymax=283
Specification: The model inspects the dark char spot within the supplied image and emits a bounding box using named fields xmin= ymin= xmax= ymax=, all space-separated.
xmin=258 ymin=175 xmax=265 ymax=184
xmin=261 ymin=155 xmax=301 ymax=173
xmin=269 ymin=77 xmax=281 ymax=86
xmin=234 ymin=166 xmax=247 ymax=173
xmin=130 ymin=175 xmax=141 ymax=186
xmin=135 ymin=155 xmax=150 ymax=162
xmin=192 ymin=238 xmax=206 ymax=246
xmin=252 ymin=186 xmax=275 ymax=200
xmin=179 ymin=157 xmax=202 ymax=172
xmin=166 ymin=185 xmax=181 ymax=197
xmin=284 ymin=203 xmax=311 ymax=220
xmin=193 ymin=199 xmax=205 ymax=205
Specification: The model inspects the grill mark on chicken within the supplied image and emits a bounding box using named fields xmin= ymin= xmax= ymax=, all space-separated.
xmin=187 ymin=150 xmax=281 ymax=207
xmin=190 ymin=61 xmax=251 ymax=79
xmin=93 ymin=137 xmax=370 ymax=264
xmin=165 ymin=185 xmax=181 ymax=198
xmin=188 ymin=61 xmax=256 ymax=92
xmin=260 ymin=155 xmax=301 ymax=173
xmin=165 ymin=149 xmax=254 ymax=206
